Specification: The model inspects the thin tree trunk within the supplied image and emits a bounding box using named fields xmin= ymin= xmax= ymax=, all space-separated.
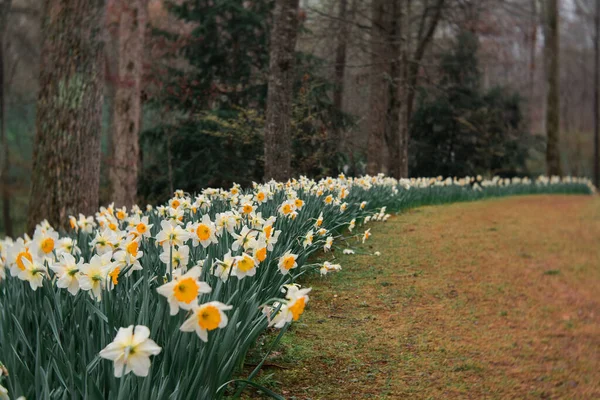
xmin=398 ymin=0 xmax=411 ymax=178
xmin=544 ymin=0 xmax=562 ymax=176
xmin=109 ymin=0 xmax=147 ymax=208
xmin=0 ymin=0 xmax=13 ymax=237
xmin=263 ymin=0 xmax=300 ymax=182
xmin=594 ymin=0 xmax=599 ymax=187
xmin=367 ymin=0 xmax=391 ymax=175
xmin=386 ymin=0 xmax=402 ymax=179
xmin=529 ymin=0 xmax=538 ymax=132
xmin=28 ymin=0 xmax=106 ymax=232
xmin=331 ymin=0 xmax=348 ymax=156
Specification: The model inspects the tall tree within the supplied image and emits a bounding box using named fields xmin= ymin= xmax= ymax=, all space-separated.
xmin=595 ymin=0 xmax=600 ymax=187
xmin=385 ymin=0 xmax=403 ymax=179
xmin=367 ymin=0 xmax=392 ymax=175
xmin=331 ymin=0 xmax=348 ymax=153
xmin=27 ymin=0 xmax=106 ymax=232
xmin=0 ymin=0 xmax=12 ymax=237
xmin=264 ymin=0 xmax=301 ymax=181
xmin=109 ymin=0 xmax=147 ymax=208
xmin=544 ymin=0 xmax=562 ymax=175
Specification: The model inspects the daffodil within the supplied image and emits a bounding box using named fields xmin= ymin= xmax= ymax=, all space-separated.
xmin=211 ymin=251 xmax=236 ymax=281
xmin=32 ymin=227 xmax=59 ymax=258
xmin=155 ymin=220 xmax=190 ymax=249
xmin=159 ymin=245 xmax=190 ymax=271
xmin=231 ymin=225 xmax=257 ymax=251
xmin=99 ymin=325 xmax=161 ymax=378
xmin=362 ymin=229 xmax=371 ymax=243
xmin=190 ymin=215 xmax=218 ymax=248
xmin=156 ymin=266 xmax=211 ymax=315
xmin=323 ymin=236 xmax=333 ymax=252
xmin=277 ymin=251 xmax=298 ymax=275
xmin=348 ymin=218 xmax=356 ymax=232
xmin=232 ymin=253 xmax=257 ymax=279
xmin=18 ymin=256 xmax=47 ymax=291
xmin=302 ymin=230 xmax=314 ymax=248
xmin=180 ymin=301 xmax=233 ymax=342
xmin=128 ymin=215 xmax=153 ymax=238
xmin=319 ymin=261 xmax=341 ymax=275
xmin=50 ymin=253 xmax=83 ymax=295
xmin=79 ymin=253 xmax=113 ymax=301
xmin=266 ymin=286 xmax=311 ymax=328
xmin=90 ymin=229 xmax=117 ymax=255
xmin=7 ymin=239 xmax=33 ymax=277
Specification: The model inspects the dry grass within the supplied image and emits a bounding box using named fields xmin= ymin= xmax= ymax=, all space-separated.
xmin=246 ymin=195 xmax=600 ymax=399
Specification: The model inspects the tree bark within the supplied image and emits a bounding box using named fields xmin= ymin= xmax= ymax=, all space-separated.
xmin=109 ymin=0 xmax=147 ymax=208
xmin=263 ymin=0 xmax=300 ymax=182
xmin=398 ymin=0 xmax=411 ymax=179
xmin=0 ymin=0 xmax=13 ymax=237
xmin=386 ymin=0 xmax=402 ymax=179
xmin=331 ymin=0 xmax=348 ymax=154
xmin=367 ymin=0 xmax=392 ymax=175
xmin=594 ymin=0 xmax=599 ymax=187
xmin=27 ymin=0 xmax=106 ymax=233
xmin=529 ymin=0 xmax=538 ymax=132
xmin=544 ymin=0 xmax=562 ymax=176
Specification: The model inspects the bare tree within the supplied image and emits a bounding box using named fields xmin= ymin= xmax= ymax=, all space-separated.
xmin=27 ymin=0 xmax=106 ymax=232
xmin=109 ymin=0 xmax=148 ymax=208
xmin=544 ymin=0 xmax=562 ymax=175
xmin=264 ymin=0 xmax=301 ymax=181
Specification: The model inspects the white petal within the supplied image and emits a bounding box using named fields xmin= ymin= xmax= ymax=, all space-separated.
xmin=128 ymin=354 xmax=151 ymax=377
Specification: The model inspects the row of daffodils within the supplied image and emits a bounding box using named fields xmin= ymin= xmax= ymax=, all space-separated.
xmin=0 ymin=174 xmax=594 ymax=399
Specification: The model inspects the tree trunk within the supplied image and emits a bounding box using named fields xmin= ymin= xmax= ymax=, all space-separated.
xmin=263 ymin=0 xmax=300 ymax=182
xmin=367 ymin=0 xmax=391 ymax=175
xmin=386 ymin=0 xmax=402 ymax=179
xmin=0 ymin=0 xmax=13 ymax=237
xmin=398 ymin=0 xmax=411 ymax=179
xmin=109 ymin=0 xmax=147 ymax=208
xmin=27 ymin=0 xmax=106 ymax=233
xmin=594 ymin=0 xmax=599 ymax=188
xmin=544 ymin=0 xmax=562 ymax=176
xmin=331 ymin=0 xmax=348 ymax=154
xmin=529 ymin=0 xmax=538 ymax=132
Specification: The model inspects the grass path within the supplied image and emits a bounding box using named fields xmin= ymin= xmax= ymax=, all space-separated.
xmin=250 ymin=195 xmax=600 ymax=399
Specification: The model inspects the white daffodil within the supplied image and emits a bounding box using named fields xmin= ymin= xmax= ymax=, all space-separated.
xmin=50 ymin=253 xmax=83 ymax=295
xmin=99 ymin=325 xmax=161 ymax=378
xmin=156 ymin=266 xmax=211 ymax=315
xmin=189 ymin=214 xmax=218 ymax=248
xmin=277 ymin=251 xmax=298 ymax=275
xmin=211 ymin=251 xmax=236 ymax=282
xmin=18 ymin=255 xmax=47 ymax=291
xmin=231 ymin=253 xmax=257 ymax=279
xmin=155 ymin=220 xmax=190 ymax=249
xmin=180 ymin=301 xmax=233 ymax=342
xmin=79 ymin=253 xmax=114 ymax=301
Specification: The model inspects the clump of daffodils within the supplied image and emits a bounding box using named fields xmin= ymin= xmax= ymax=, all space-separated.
xmin=0 ymin=173 xmax=594 ymax=397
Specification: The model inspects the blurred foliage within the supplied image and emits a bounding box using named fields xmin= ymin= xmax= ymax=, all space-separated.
xmin=410 ymin=31 xmax=539 ymax=178
xmin=139 ymin=0 xmax=351 ymax=205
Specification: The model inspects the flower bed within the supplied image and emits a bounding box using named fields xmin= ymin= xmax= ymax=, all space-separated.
xmin=0 ymin=175 xmax=594 ymax=399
